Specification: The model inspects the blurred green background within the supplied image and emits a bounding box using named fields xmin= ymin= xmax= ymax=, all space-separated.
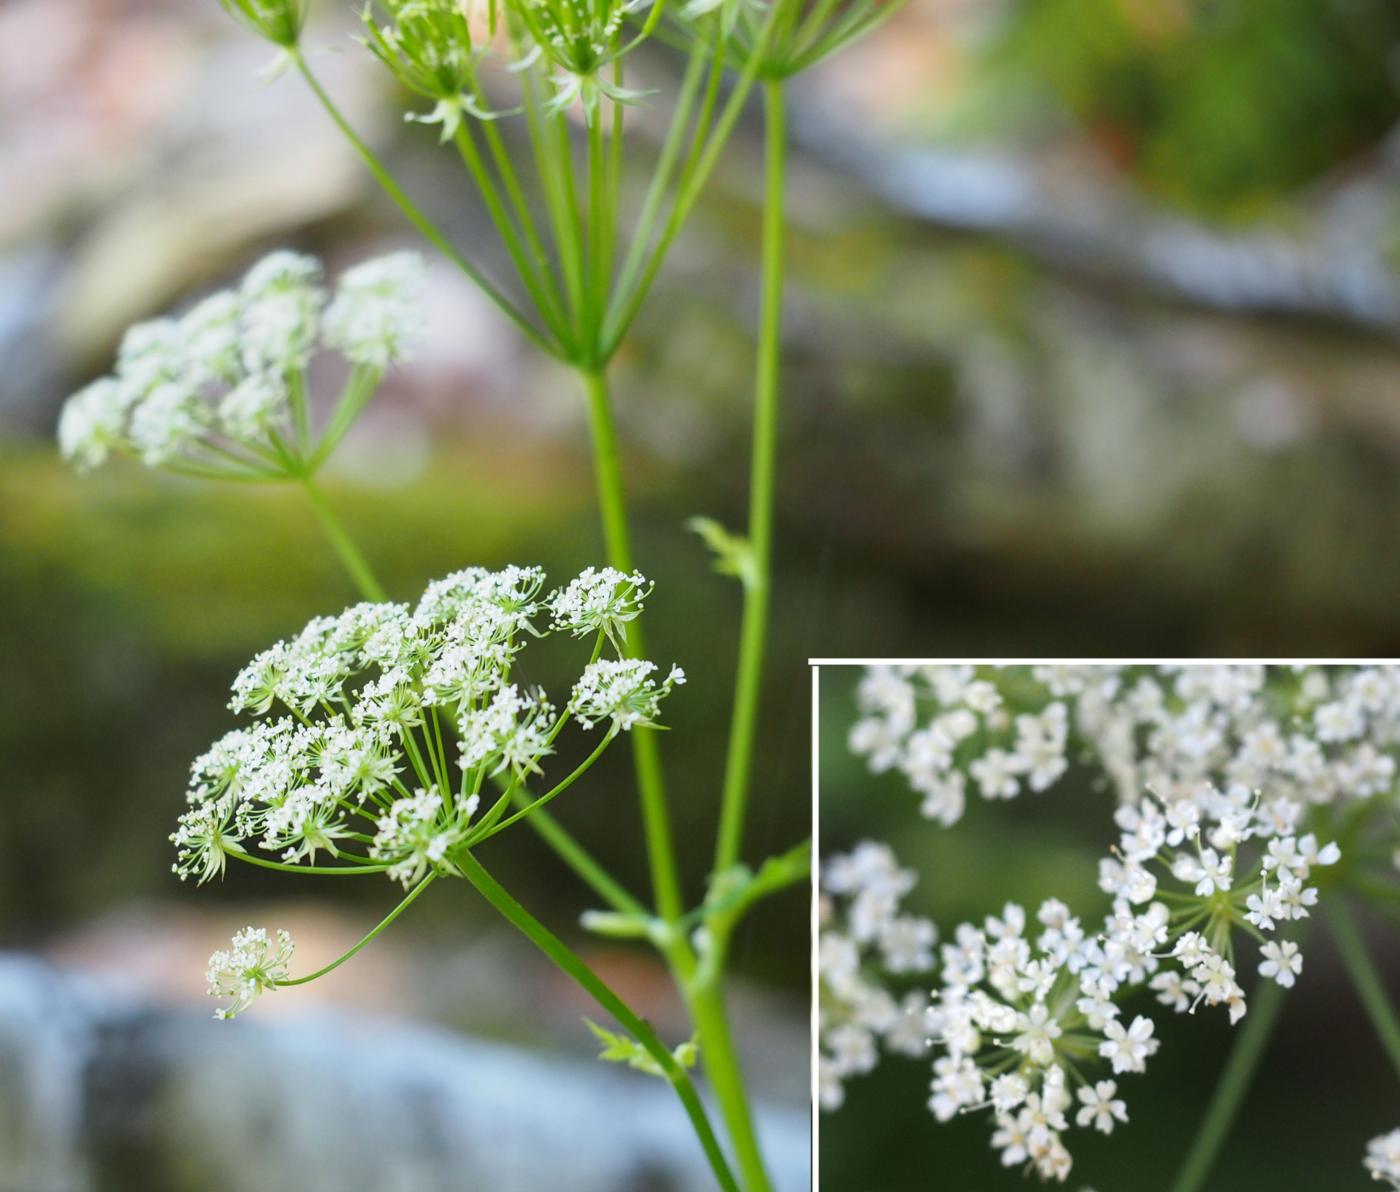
xmin=819 ymin=666 xmax=1399 ymax=1191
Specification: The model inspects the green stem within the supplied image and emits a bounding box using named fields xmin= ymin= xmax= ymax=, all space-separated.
xmin=456 ymin=852 xmax=740 ymax=1192
xmin=1168 ymin=975 xmax=1288 ymax=1192
xmin=475 ymin=730 xmax=616 ymax=841
xmin=228 ymin=850 xmax=390 ymax=877
xmin=451 ymin=123 xmax=569 ymax=346
xmin=714 ymin=79 xmax=785 ymax=875
xmin=512 ymin=797 xmax=648 ymax=916
xmin=580 ymin=368 xmax=684 ymax=925
xmin=293 ymin=52 xmax=559 ymax=360
xmin=299 ymin=477 xmax=387 ymax=602
xmin=277 ymin=873 xmax=436 ymax=986
xmin=1328 ymin=897 xmax=1400 ymax=1079
xmin=687 ymin=981 xmax=773 ymax=1192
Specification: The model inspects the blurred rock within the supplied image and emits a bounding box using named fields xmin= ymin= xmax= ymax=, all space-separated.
xmin=0 ymin=955 xmax=809 ymax=1192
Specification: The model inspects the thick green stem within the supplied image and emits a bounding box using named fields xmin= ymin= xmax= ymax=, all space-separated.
xmin=580 ymin=368 xmax=685 ymax=925
xmin=456 ymin=852 xmax=740 ymax=1192
xmin=687 ymin=981 xmax=773 ymax=1192
xmin=1328 ymin=897 xmax=1400 ymax=1079
xmin=299 ymin=477 xmax=387 ymax=602
xmin=714 ymin=80 xmax=785 ymax=875
xmin=1168 ymin=976 xmax=1287 ymax=1192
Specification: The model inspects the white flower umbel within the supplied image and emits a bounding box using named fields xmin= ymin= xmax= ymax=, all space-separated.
xmin=571 ymin=659 xmax=686 ymax=731
xmin=818 ymin=841 xmax=937 ymax=1111
xmin=206 ymin=926 xmax=294 ymax=1019
xmin=371 ymin=785 xmax=476 ymax=887
xmin=547 ymin=566 xmax=654 ymax=648
xmin=172 ymin=565 xmax=682 ymax=891
xmin=920 ymin=894 xmax=1160 ymax=1183
xmin=57 ymin=248 xmax=425 ymax=481
xmin=323 ymin=251 xmax=428 ymax=368
xmin=909 ymin=768 xmax=1340 ymax=1186
xmin=850 ymin=666 xmax=1068 ymax=827
xmin=1101 ymin=785 xmax=1337 ymax=1024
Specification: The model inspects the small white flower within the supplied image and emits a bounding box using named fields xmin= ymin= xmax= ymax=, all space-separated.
xmin=1011 ymin=1002 xmax=1062 ymax=1066
xmin=1366 ymin=1128 xmax=1400 ymax=1188
xmin=1075 ymin=1080 xmax=1127 ymax=1134
xmin=1098 ymin=1015 xmax=1157 ymax=1074
xmin=1258 ymin=939 xmax=1302 ymax=988
xmin=970 ymin=748 xmax=1021 ymax=800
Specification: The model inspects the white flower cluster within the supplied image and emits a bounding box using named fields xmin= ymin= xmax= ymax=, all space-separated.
xmin=1368 ymin=1129 xmax=1400 ymax=1188
xmin=363 ymin=0 xmax=650 ymax=130
xmin=850 ymin=665 xmax=1069 ymax=826
xmin=205 ymin=925 xmax=294 ymax=1019
xmin=172 ymin=565 xmax=681 ymax=890
xmin=58 ymin=249 xmax=425 ymax=474
xmin=547 ymin=567 xmax=653 ymax=647
xmin=571 ymin=660 xmax=686 ymax=731
xmin=818 ymin=841 xmax=937 ymax=1111
xmin=849 ymin=664 xmax=1400 ymax=831
xmin=834 ymin=664 xmax=1400 ymax=1183
xmin=924 ymin=896 xmax=1157 ymax=1181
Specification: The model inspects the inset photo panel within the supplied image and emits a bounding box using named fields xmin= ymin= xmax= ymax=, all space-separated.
xmin=815 ymin=661 xmax=1400 ymax=1192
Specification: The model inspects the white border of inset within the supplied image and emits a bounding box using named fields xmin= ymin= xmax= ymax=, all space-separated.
xmin=806 ymin=655 xmax=1397 ymax=1190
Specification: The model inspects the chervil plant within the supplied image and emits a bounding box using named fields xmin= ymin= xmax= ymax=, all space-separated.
xmin=825 ymin=664 xmax=1400 ymax=1189
xmin=59 ymin=0 xmax=906 ymax=1183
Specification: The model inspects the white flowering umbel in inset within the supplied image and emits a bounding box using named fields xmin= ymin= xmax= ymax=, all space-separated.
xmin=832 ymin=663 xmax=1400 ymax=1190
xmin=818 ymin=842 xmax=937 ymax=1111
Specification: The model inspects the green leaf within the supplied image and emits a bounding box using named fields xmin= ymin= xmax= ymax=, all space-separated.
xmin=699 ymin=839 xmax=812 ymax=929
xmin=584 ymin=1019 xmax=700 ymax=1079
xmin=686 ymin=516 xmax=757 ymax=589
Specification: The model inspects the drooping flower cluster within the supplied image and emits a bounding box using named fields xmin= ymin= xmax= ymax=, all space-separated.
xmin=205 ymin=926 xmax=294 ymax=1020
xmin=818 ymin=841 xmax=937 ymax=1111
xmin=58 ymin=249 xmax=425 ymax=477
xmin=172 ymin=565 xmax=682 ymax=906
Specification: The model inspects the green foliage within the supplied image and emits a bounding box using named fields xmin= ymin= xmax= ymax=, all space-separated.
xmin=585 ymin=1019 xmax=699 ymax=1078
xmin=687 ymin=516 xmax=757 ymax=589
xmin=984 ymin=0 xmax=1400 ymax=214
